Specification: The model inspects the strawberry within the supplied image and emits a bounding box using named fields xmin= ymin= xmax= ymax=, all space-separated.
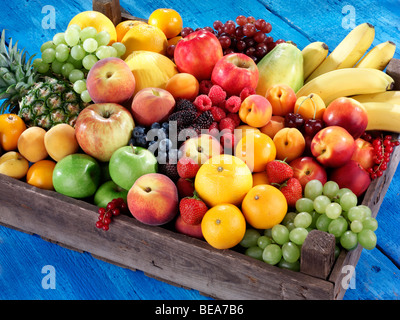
xmin=176 ymin=178 xmax=195 ymax=199
xmin=177 ymin=157 xmax=200 ymax=179
xmin=179 ymin=193 xmax=208 ymax=225
xmin=280 ymin=178 xmax=302 ymax=208
xmin=265 ymin=160 xmax=293 ymax=184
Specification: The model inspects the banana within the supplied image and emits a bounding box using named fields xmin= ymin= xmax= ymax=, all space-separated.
xmin=355 ymin=41 xmax=396 ymax=70
xmin=296 ymin=68 xmax=394 ymax=105
xmin=361 ymin=102 xmax=400 ymax=133
xmin=302 ymin=41 xmax=329 ymax=79
xmin=351 ymin=91 xmax=400 ymax=104
xmin=306 ymin=23 xmax=375 ymax=82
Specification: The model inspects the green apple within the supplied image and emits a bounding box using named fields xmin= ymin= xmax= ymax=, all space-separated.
xmin=109 ymin=145 xmax=158 ymax=191
xmin=94 ymin=180 xmax=128 ymax=208
xmin=53 ymin=153 xmax=101 ymax=198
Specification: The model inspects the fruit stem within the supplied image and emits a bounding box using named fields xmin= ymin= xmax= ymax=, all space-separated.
xmin=152 ymin=89 xmax=161 ymax=97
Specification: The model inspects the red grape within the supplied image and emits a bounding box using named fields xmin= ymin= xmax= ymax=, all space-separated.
xmin=255 ymin=19 xmax=267 ymax=31
xmin=181 ymin=27 xmax=194 ymax=37
xmin=243 ymin=23 xmax=256 ymax=37
xmin=219 ymin=35 xmax=231 ymax=49
xmin=236 ymin=15 xmax=247 ymax=26
xmin=247 ymin=16 xmax=256 ymax=24
xmin=213 ymin=20 xmax=223 ymax=31
xmin=254 ymin=31 xmax=266 ymax=43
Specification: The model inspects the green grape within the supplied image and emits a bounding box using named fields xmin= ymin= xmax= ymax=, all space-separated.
xmin=304 ymin=180 xmax=323 ymax=200
xmin=55 ymin=44 xmax=70 ymax=62
xmin=325 ymin=202 xmax=342 ymax=219
xmin=73 ymin=79 xmax=87 ymax=94
xmin=32 ymin=58 xmax=42 ymax=70
xmin=68 ymin=24 xmax=82 ymax=32
xmin=333 ymin=188 xmax=352 ymax=203
xmin=41 ymin=48 xmax=56 ymax=63
xmin=95 ymin=46 xmax=109 ymax=60
xmin=278 ymin=259 xmax=300 ymax=271
xmin=66 ymin=55 xmax=83 ymax=69
xmin=313 ymin=195 xmax=331 ymax=214
xmin=71 ymin=45 xmax=86 ymax=61
xmin=340 ymin=192 xmax=358 ymax=211
xmin=289 ymin=227 xmax=308 ymax=245
xmin=309 ymin=211 xmax=320 ymax=229
xmin=80 ymin=27 xmax=98 ymax=41
xmin=293 ymin=212 xmax=312 ymax=228
xmin=65 ymin=27 xmax=80 ymax=47
xmin=112 ymin=42 xmax=126 ymax=57
xmin=262 ymin=244 xmax=282 ymax=265
xmin=340 ymin=230 xmax=358 ymax=250
xmin=282 ymin=211 xmax=297 ymax=226
xmin=362 ymin=216 xmax=378 ymax=231
xmin=69 ymin=69 xmax=85 ymax=83
xmin=358 ymin=205 xmax=372 ymax=218
xmin=83 ymin=38 xmax=98 ymax=53
xmin=61 ymin=63 xmax=75 ymax=79
xmin=53 ymin=32 xmax=67 ymax=46
xmin=257 ymin=235 xmax=272 ymax=250
xmin=81 ymin=90 xmax=92 ymax=103
xmin=107 ymin=46 xmax=118 ymax=57
xmin=51 ymin=60 xmax=64 ymax=74
xmin=264 ymin=228 xmax=272 ymax=238
xmin=239 ymin=229 xmax=260 ymax=248
xmin=334 ymin=245 xmax=341 ymax=258
xmin=35 ymin=59 xmax=50 ymax=74
xmin=295 ymin=198 xmax=314 ymax=213
xmin=358 ymin=229 xmax=377 ymax=250
xmin=95 ymin=30 xmax=111 ymax=46
xmin=40 ymin=41 xmax=56 ymax=52
xmin=245 ymin=246 xmax=263 ymax=261
xmin=316 ymin=214 xmax=332 ymax=232
xmin=82 ymin=54 xmax=98 ymax=70
xmin=328 ymin=216 xmax=348 ymax=238
xmin=281 ymin=242 xmax=300 ymax=263
xmin=323 ymin=181 xmax=339 ymax=199
xmin=271 ymin=224 xmax=290 ymax=245
xmin=347 ymin=206 xmax=366 ymax=222
xmin=350 ymin=220 xmax=363 ymax=233
xmin=286 ymin=221 xmax=296 ymax=232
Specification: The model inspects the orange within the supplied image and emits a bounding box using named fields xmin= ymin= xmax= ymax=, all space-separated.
xmin=252 ymin=171 xmax=269 ymax=187
xmin=233 ymin=125 xmax=260 ymax=147
xmin=167 ymin=36 xmax=182 ymax=46
xmin=0 ymin=114 xmax=26 ymax=151
xmin=26 ymin=159 xmax=56 ymax=190
xmin=68 ymin=11 xmax=117 ymax=45
xmin=165 ymin=73 xmax=199 ymax=101
xmin=241 ymin=184 xmax=288 ymax=229
xmin=148 ymin=8 xmax=183 ymax=39
xmin=116 ymin=20 xmax=147 ymax=42
xmin=194 ymin=154 xmax=253 ymax=207
xmin=235 ymin=131 xmax=276 ymax=173
xmin=121 ymin=24 xmax=168 ymax=59
xmin=201 ymin=204 xmax=246 ymax=249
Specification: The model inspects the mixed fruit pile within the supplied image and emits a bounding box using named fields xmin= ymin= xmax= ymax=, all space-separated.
xmin=0 ymin=8 xmax=399 ymax=272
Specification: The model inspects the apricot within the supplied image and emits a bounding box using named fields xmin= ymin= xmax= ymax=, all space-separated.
xmin=165 ymin=72 xmax=199 ymax=101
xmin=44 ymin=124 xmax=80 ymax=162
xmin=273 ymin=127 xmax=305 ymax=162
xmin=0 ymin=151 xmax=29 ymax=179
xmin=239 ymin=94 xmax=272 ymax=128
xmin=294 ymin=93 xmax=326 ymax=120
xmin=17 ymin=126 xmax=48 ymax=163
xmin=259 ymin=115 xmax=285 ymax=139
xmin=265 ymin=84 xmax=297 ymax=116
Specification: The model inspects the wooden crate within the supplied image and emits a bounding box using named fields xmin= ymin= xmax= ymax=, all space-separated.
xmin=1 ymin=0 xmax=399 ymax=300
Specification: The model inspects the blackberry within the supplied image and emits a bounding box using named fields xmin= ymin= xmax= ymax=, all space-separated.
xmin=168 ymin=110 xmax=197 ymax=129
xmin=158 ymin=161 xmax=179 ymax=182
xmin=194 ymin=110 xmax=214 ymax=130
xmin=175 ymin=98 xmax=197 ymax=112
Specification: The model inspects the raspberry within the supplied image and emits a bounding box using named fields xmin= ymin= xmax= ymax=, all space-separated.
xmin=240 ymin=86 xmax=256 ymax=101
xmin=199 ymin=80 xmax=213 ymax=95
xmin=220 ymin=132 xmax=236 ymax=150
xmin=226 ymin=112 xmax=241 ymax=127
xmin=207 ymin=121 xmax=219 ymax=137
xmin=219 ymin=117 xmax=236 ymax=133
xmin=218 ymin=100 xmax=227 ymax=112
xmin=225 ymin=95 xmax=242 ymax=113
xmin=208 ymin=85 xmax=227 ymax=105
xmin=193 ymin=94 xmax=212 ymax=112
xmin=210 ymin=106 xmax=226 ymax=122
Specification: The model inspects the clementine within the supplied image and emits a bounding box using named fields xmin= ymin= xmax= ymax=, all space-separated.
xmin=148 ymin=8 xmax=183 ymax=39
xmin=252 ymin=171 xmax=269 ymax=187
xmin=241 ymin=184 xmax=288 ymax=229
xmin=0 ymin=114 xmax=26 ymax=151
xmin=26 ymin=159 xmax=56 ymax=190
xmin=116 ymin=20 xmax=147 ymax=42
xmin=201 ymin=204 xmax=246 ymax=249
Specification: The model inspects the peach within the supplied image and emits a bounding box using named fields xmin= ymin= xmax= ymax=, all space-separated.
xmin=265 ymin=84 xmax=297 ymax=116
xmin=127 ymin=173 xmax=179 ymax=226
xmin=239 ymin=94 xmax=272 ymax=128
xmin=44 ymin=124 xmax=79 ymax=162
xmin=17 ymin=126 xmax=48 ymax=163
xmin=0 ymin=151 xmax=29 ymax=179
xmin=294 ymin=93 xmax=326 ymax=120
xmin=86 ymin=57 xmax=136 ymax=104
xmin=131 ymin=87 xmax=175 ymax=127
xmin=311 ymin=126 xmax=355 ymax=168
xmin=165 ymin=72 xmax=199 ymax=101
xmin=273 ymin=127 xmax=305 ymax=162
xmin=351 ymin=138 xmax=375 ymax=170
xmin=179 ymin=134 xmax=223 ymax=165
xmin=259 ymin=115 xmax=285 ymax=139
xmin=175 ymin=215 xmax=204 ymax=239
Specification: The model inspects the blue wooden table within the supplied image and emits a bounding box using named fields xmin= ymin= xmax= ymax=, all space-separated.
xmin=1 ymin=0 xmax=400 ymax=300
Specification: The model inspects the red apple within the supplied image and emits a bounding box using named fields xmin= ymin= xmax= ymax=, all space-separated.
xmin=211 ymin=53 xmax=258 ymax=96
xmin=127 ymin=173 xmax=178 ymax=226
xmin=330 ymin=160 xmax=371 ymax=196
xmin=323 ymin=97 xmax=368 ymax=139
xmin=75 ymin=103 xmax=135 ymax=162
xmin=179 ymin=134 xmax=223 ymax=165
xmin=351 ymin=138 xmax=375 ymax=170
xmin=86 ymin=57 xmax=135 ymax=104
xmin=175 ymin=215 xmax=204 ymax=239
xmin=311 ymin=126 xmax=355 ymax=168
xmin=289 ymin=156 xmax=328 ymax=189
xmin=174 ymin=30 xmax=223 ymax=81
xmin=131 ymin=87 xmax=175 ymax=126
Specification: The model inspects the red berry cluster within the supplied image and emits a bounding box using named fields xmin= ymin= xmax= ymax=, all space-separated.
xmin=362 ymin=133 xmax=399 ymax=179
xmin=96 ymin=198 xmax=128 ymax=231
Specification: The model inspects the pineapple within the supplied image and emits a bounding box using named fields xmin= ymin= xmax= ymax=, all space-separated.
xmin=0 ymin=30 xmax=87 ymax=129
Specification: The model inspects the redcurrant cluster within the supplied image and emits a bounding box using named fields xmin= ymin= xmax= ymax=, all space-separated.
xmin=362 ymin=133 xmax=399 ymax=179
xmin=96 ymin=198 xmax=128 ymax=231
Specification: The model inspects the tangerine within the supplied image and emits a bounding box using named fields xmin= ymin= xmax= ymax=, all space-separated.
xmin=116 ymin=20 xmax=147 ymax=42
xmin=26 ymin=159 xmax=56 ymax=190
xmin=0 ymin=114 xmax=26 ymax=151
xmin=252 ymin=171 xmax=270 ymax=187
xmin=201 ymin=204 xmax=246 ymax=249
xmin=148 ymin=8 xmax=183 ymax=39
